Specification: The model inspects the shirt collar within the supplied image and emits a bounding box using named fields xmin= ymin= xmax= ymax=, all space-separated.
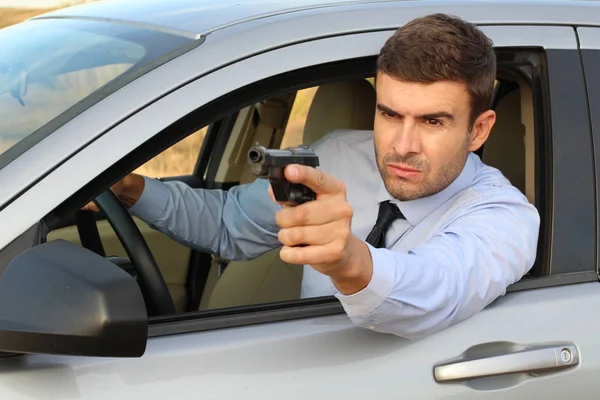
xmin=375 ymin=152 xmax=477 ymax=226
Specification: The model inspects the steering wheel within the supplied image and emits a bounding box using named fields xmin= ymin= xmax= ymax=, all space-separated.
xmin=93 ymin=190 xmax=176 ymax=316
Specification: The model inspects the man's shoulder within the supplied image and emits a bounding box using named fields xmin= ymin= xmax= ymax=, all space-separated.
xmin=460 ymin=154 xmax=538 ymax=216
xmin=470 ymin=155 xmax=524 ymax=196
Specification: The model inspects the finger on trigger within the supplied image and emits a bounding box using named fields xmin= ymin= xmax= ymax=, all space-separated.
xmin=308 ymin=167 xmax=345 ymax=195
xmin=286 ymin=164 xmax=342 ymax=195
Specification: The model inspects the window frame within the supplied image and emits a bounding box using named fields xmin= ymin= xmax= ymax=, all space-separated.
xmin=537 ymin=47 xmax=596 ymax=274
xmin=506 ymin=43 xmax=597 ymax=291
xmin=576 ymin=27 xmax=600 ymax=278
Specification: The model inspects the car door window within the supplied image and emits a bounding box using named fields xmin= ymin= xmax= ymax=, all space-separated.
xmin=27 ymin=49 xmax=544 ymax=315
xmin=1 ymin=25 xmax=594 ymax=327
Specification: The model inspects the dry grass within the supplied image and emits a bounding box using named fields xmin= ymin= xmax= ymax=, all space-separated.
xmin=0 ymin=8 xmax=57 ymax=29
xmin=0 ymin=6 xmax=322 ymax=178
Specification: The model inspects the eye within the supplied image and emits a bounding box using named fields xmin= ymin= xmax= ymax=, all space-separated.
xmin=379 ymin=110 xmax=401 ymax=120
xmin=426 ymin=118 xmax=441 ymax=126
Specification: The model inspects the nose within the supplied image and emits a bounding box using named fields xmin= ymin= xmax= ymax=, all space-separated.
xmin=392 ymin=118 xmax=422 ymax=156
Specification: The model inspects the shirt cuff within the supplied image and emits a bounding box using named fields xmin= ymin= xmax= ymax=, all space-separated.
xmin=128 ymin=176 xmax=170 ymax=224
xmin=334 ymin=243 xmax=398 ymax=316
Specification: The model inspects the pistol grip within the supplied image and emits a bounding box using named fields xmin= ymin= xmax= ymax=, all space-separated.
xmin=269 ymin=176 xmax=316 ymax=205
xmin=287 ymin=183 xmax=316 ymax=204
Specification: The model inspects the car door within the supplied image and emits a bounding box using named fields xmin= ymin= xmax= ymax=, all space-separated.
xmin=0 ymin=15 xmax=599 ymax=400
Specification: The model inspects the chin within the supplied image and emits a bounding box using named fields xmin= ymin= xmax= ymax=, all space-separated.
xmin=383 ymin=179 xmax=423 ymax=201
xmin=391 ymin=191 xmax=423 ymax=202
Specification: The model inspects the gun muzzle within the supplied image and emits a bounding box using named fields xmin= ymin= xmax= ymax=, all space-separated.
xmin=247 ymin=145 xmax=269 ymax=177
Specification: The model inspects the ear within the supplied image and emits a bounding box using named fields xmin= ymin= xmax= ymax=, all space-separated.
xmin=468 ymin=109 xmax=496 ymax=152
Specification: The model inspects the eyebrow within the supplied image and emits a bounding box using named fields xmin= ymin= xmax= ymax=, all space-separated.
xmin=376 ymin=103 xmax=455 ymax=122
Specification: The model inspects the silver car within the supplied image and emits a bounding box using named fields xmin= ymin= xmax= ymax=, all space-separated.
xmin=0 ymin=0 xmax=598 ymax=398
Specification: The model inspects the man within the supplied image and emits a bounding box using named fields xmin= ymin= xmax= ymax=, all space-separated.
xmin=87 ymin=13 xmax=540 ymax=339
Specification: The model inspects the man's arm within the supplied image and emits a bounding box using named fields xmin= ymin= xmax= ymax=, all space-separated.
xmin=128 ymin=176 xmax=282 ymax=261
xmin=266 ymin=162 xmax=540 ymax=339
xmin=334 ymin=190 xmax=540 ymax=340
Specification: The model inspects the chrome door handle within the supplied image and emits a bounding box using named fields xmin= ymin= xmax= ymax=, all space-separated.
xmin=434 ymin=342 xmax=579 ymax=383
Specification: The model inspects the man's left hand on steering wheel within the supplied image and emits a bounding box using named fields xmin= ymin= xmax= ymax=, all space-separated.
xmin=91 ymin=190 xmax=176 ymax=316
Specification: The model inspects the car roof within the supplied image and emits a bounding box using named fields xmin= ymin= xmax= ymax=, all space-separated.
xmin=30 ymin=0 xmax=600 ymax=40
xmin=29 ymin=0 xmax=404 ymax=39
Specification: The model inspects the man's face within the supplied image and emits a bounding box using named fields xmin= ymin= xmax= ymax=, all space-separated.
xmin=373 ymin=72 xmax=495 ymax=201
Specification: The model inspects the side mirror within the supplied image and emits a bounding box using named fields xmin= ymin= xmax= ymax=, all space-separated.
xmin=0 ymin=239 xmax=147 ymax=358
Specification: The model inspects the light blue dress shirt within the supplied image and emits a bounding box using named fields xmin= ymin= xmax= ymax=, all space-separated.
xmin=129 ymin=129 xmax=540 ymax=339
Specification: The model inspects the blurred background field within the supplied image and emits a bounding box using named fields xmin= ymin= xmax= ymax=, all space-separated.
xmin=0 ymin=2 xmax=318 ymax=178
xmin=0 ymin=7 xmax=56 ymax=28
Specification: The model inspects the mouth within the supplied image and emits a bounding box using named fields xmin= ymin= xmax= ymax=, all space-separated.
xmin=386 ymin=163 xmax=423 ymax=179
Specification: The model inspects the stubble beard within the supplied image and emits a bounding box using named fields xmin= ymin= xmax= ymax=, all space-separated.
xmin=374 ymin=139 xmax=471 ymax=202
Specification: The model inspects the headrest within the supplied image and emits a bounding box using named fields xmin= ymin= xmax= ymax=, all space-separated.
xmin=302 ymin=79 xmax=376 ymax=144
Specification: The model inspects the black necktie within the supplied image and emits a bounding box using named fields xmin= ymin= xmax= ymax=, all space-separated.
xmin=365 ymin=201 xmax=406 ymax=248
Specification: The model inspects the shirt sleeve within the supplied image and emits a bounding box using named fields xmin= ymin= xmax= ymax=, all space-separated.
xmin=127 ymin=133 xmax=339 ymax=261
xmin=334 ymin=188 xmax=541 ymax=340
xmin=128 ymin=176 xmax=283 ymax=261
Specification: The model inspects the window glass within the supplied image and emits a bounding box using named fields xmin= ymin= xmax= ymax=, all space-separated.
xmin=133 ymin=126 xmax=208 ymax=178
xmin=0 ymin=17 xmax=193 ymax=167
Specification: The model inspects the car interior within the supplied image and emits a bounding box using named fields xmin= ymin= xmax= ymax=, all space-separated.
xmin=44 ymin=67 xmax=536 ymax=316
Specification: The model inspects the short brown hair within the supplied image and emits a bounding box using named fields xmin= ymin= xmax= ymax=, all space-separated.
xmin=376 ymin=13 xmax=496 ymax=128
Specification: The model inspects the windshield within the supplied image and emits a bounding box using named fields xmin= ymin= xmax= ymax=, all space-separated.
xmin=0 ymin=17 xmax=195 ymax=166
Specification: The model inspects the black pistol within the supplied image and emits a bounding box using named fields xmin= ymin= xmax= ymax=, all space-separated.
xmin=247 ymin=143 xmax=320 ymax=205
